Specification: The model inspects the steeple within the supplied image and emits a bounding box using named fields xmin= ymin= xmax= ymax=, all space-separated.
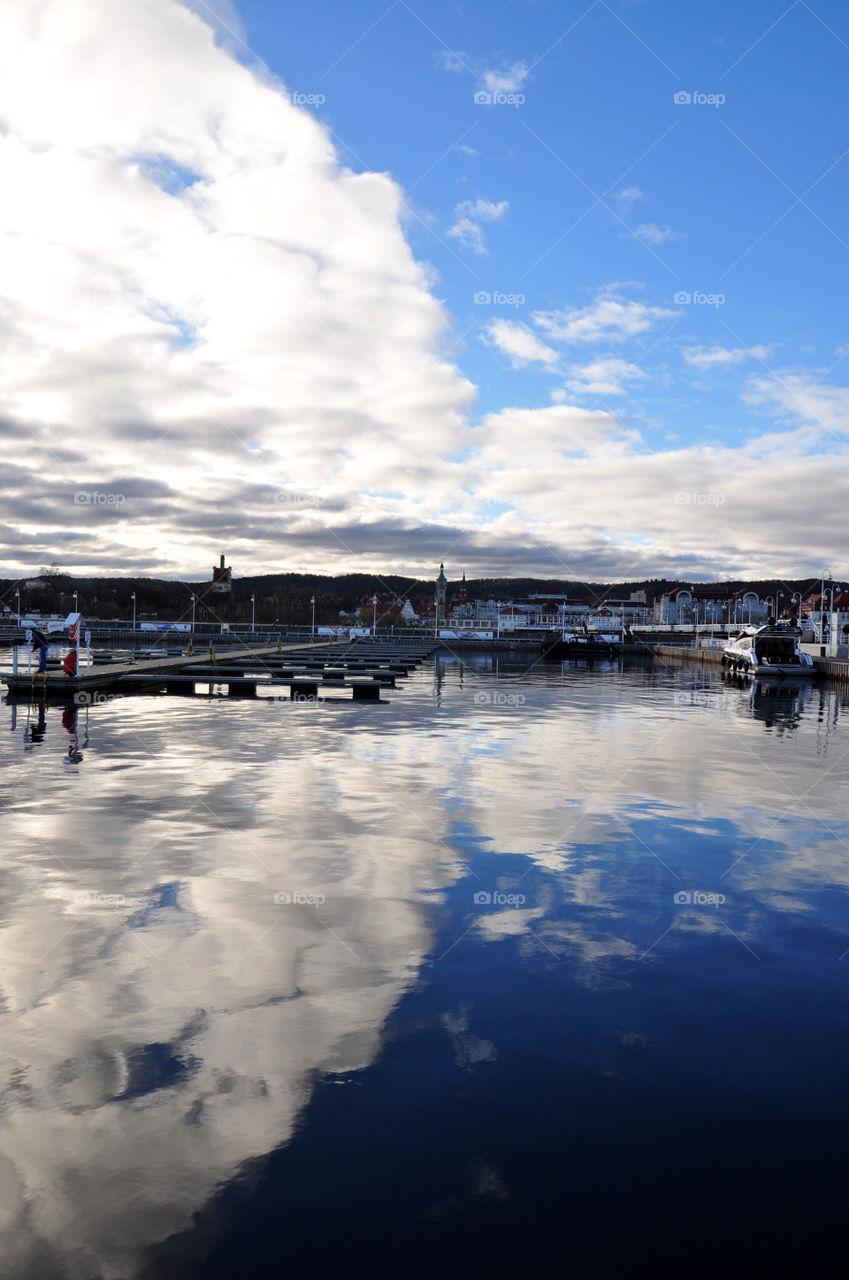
xmin=435 ymin=562 xmax=447 ymax=609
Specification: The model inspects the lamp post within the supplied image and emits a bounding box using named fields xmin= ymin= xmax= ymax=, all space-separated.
xmin=191 ymin=594 xmax=196 ymax=635
xmin=372 ymin=594 xmax=378 ymax=637
xmin=821 ymin=571 xmax=831 ymax=644
xmin=251 ymin=593 xmax=255 ymax=633
xmin=73 ymin=591 xmax=78 ymax=612
xmin=15 ymin=589 xmax=20 ymax=625
xmin=131 ymin=591 xmax=136 ymax=633
xmin=310 ymin=594 xmax=315 ymax=637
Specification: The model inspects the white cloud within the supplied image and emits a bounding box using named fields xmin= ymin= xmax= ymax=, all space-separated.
xmin=631 ymin=222 xmax=681 ymax=245
xmin=615 ymin=186 xmax=643 ymax=206
xmin=533 ymin=292 xmax=674 ymax=345
xmin=1 ymin=0 xmax=848 ymax=586
xmin=448 ymin=198 xmax=509 ymax=255
xmin=745 ymin=374 xmax=849 ymax=439
xmin=482 ymin=319 xmax=558 ymax=368
xmin=684 ymin=344 xmax=771 ymax=371
xmin=564 ymin=358 xmax=649 ymax=397
xmin=481 ymin=62 xmax=528 ymax=94
xmin=435 ymin=48 xmax=471 ymax=74
xmin=0 ymin=0 xmax=476 ymax=578
xmin=435 ymin=50 xmax=527 ymax=96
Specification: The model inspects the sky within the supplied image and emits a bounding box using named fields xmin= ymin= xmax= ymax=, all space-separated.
xmin=1 ymin=0 xmax=848 ymax=584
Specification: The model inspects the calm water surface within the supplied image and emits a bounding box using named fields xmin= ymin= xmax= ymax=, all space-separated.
xmin=2 ymin=655 xmax=849 ymax=1278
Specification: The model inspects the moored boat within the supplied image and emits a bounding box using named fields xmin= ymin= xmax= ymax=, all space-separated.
xmin=541 ymin=628 xmax=623 ymax=659
xmin=722 ymin=623 xmax=814 ymax=677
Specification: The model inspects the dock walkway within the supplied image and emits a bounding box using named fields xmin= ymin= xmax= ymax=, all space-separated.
xmin=2 ymin=640 xmax=438 ymax=703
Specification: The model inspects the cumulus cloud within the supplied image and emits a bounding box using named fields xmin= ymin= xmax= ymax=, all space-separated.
xmin=482 ymin=319 xmax=558 ymax=368
xmin=1 ymin=0 xmax=848 ymax=585
xmin=533 ymin=292 xmax=674 ymax=345
xmin=683 ymin=344 xmax=772 ymax=371
xmin=564 ymin=358 xmax=649 ymax=397
xmin=447 ymin=198 xmax=509 ymax=254
xmin=0 ymin=0 xmax=476 ymax=579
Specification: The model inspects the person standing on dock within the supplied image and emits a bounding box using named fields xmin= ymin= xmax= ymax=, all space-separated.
xmin=31 ymin=627 xmax=49 ymax=674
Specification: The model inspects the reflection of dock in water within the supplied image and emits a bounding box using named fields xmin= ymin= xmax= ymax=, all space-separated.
xmin=2 ymin=641 xmax=437 ymax=704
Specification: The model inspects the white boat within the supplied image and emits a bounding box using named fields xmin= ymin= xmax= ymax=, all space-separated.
xmin=722 ymin=623 xmax=815 ymax=677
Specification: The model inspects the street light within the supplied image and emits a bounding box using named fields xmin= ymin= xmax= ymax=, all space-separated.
xmin=251 ymin=593 xmax=256 ymax=633
xmin=372 ymin=594 xmax=378 ymax=636
xmin=821 ymin=570 xmax=831 ymax=643
xmin=191 ymin=594 xmax=196 ymax=634
xmin=310 ymin=594 xmax=316 ymax=637
xmin=131 ymin=591 xmax=136 ymax=633
xmin=15 ymin=589 xmax=20 ymax=625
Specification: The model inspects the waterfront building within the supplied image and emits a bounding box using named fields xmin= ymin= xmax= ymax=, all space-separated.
xmin=211 ymin=554 xmax=232 ymax=594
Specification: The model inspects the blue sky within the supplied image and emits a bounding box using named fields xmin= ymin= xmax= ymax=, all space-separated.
xmin=1 ymin=0 xmax=848 ymax=581
xmin=239 ymin=0 xmax=848 ymax=432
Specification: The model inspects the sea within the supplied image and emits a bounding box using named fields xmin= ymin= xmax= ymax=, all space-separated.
xmin=1 ymin=649 xmax=848 ymax=1278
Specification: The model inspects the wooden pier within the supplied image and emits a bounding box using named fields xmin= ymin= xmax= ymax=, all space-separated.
xmin=1 ymin=640 xmax=438 ymax=704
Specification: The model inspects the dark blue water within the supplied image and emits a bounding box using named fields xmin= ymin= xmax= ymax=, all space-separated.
xmin=2 ymin=656 xmax=848 ymax=1278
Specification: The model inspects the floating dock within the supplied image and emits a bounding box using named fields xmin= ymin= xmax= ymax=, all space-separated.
xmin=1 ymin=640 xmax=438 ymax=704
